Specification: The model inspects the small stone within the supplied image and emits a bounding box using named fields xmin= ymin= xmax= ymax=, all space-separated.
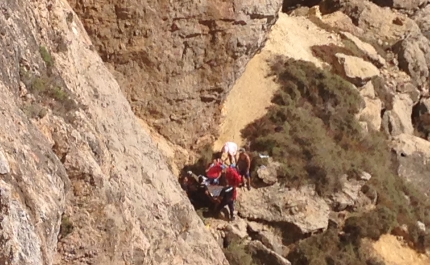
xmin=359 ymin=171 xmax=372 ymax=181
xmin=417 ymin=221 xmax=426 ymax=232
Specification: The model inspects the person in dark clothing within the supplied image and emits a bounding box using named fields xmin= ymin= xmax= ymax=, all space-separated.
xmin=190 ymin=176 xmax=217 ymax=209
xmin=214 ymin=185 xmax=236 ymax=221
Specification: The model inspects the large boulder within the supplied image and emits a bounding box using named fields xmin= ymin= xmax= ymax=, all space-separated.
xmin=357 ymin=96 xmax=383 ymax=131
xmin=413 ymin=4 xmax=430 ymax=39
xmin=341 ymin=0 xmax=421 ymax=42
xmin=320 ymin=11 xmax=364 ymax=36
xmin=247 ymin=221 xmax=284 ymax=255
xmin=327 ymin=174 xmax=373 ymax=211
xmin=340 ymin=31 xmax=386 ymax=67
xmin=334 ymin=53 xmax=380 ymax=86
xmin=237 ymin=184 xmax=330 ymax=234
xmin=68 ymin=0 xmax=283 ymax=148
xmin=382 ymin=94 xmax=415 ymax=136
xmin=256 ymin=159 xmax=280 ymax=186
xmin=247 ymin=241 xmax=292 ymax=265
xmin=391 ymin=134 xmax=430 ymax=197
xmin=394 ymin=33 xmax=430 ymax=90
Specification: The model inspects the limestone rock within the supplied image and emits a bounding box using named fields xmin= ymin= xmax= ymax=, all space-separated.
xmin=396 ymin=82 xmax=420 ymax=104
xmin=417 ymin=221 xmax=426 ymax=232
xmin=237 ymin=184 xmax=330 ymax=234
xmin=225 ymin=218 xmax=249 ymax=242
xmin=68 ymin=0 xmax=283 ymax=148
xmin=0 ymin=0 xmax=228 ymax=264
xmin=342 ymin=0 xmax=421 ymax=41
xmin=327 ymin=174 xmax=372 ymax=211
xmin=340 ymin=31 xmax=386 ymax=67
xmin=0 ymin=148 xmax=10 ymax=175
xmin=358 ymin=96 xmax=382 ymax=131
xmin=394 ymin=33 xmax=430 ymax=90
xmin=247 ymin=240 xmax=292 ymax=265
xmin=321 ymin=11 xmax=364 ymax=36
xmin=391 ymin=134 xmax=430 ymax=197
xmin=256 ymin=159 xmax=280 ymax=186
xmin=247 ymin=221 xmax=284 ymax=255
xmin=382 ymin=94 xmax=414 ymax=136
xmin=334 ymin=53 xmax=380 ymax=86
xmin=359 ymin=82 xmax=376 ymax=99
xmin=413 ymin=5 xmax=430 ymax=39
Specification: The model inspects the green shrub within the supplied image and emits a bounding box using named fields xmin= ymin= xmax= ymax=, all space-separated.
xmin=344 ymin=206 xmax=397 ymax=241
xmin=59 ymin=215 xmax=73 ymax=239
xmin=242 ymin=57 xmax=430 ymax=262
xmin=39 ymin=46 xmax=53 ymax=68
xmin=242 ymin=58 xmax=366 ymax=195
xmin=50 ymin=86 xmax=68 ymax=101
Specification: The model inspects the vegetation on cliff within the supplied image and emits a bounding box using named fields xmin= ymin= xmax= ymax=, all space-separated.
xmin=241 ymin=57 xmax=430 ymax=264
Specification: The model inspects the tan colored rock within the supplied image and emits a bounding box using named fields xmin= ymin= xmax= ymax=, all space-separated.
xmin=1 ymin=0 xmax=228 ymax=264
xmin=327 ymin=174 xmax=372 ymax=211
xmin=358 ymin=97 xmax=382 ymax=131
xmin=391 ymin=134 xmax=430 ymax=157
xmin=334 ymin=53 xmax=380 ymax=86
xmin=396 ymin=82 xmax=420 ymax=104
xmin=391 ymin=134 xmax=430 ymax=197
xmin=382 ymin=94 xmax=414 ymax=136
xmin=256 ymin=158 xmax=280 ymax=186
xmin=247 ymin=221 xmax=284 ymax=255
xmin=342 ymin=0 xmax=421 ymax=41
xmin=247 ymin=240 xmax=292 ymax=265
xmin=359 ymin=81 xmax=376 ymax=99
xmin=67 ymin=0 xmax=283 ymax=148
xmin=394 ymin=33 xmax=430 ymax=90
xmin=237 ymin=184 xmax=330 ymax=233
xmin=340 ymin=31 xmax=386 ymax=67
xmin=413 ymin=4 xmax=430 ymax=39
xmin=321 ymin=11 xmax=364 ymax=36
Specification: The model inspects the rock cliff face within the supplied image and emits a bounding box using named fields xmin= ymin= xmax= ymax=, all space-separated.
xmin=67 ymin=0 xmax=283 ymax=148
xmin=0 ymin=0 xmax=227 ymax=264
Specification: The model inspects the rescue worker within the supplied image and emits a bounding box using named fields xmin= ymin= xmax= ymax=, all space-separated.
xmin=236 ymin=148 xmax=251 ymax=190
xmin=214 ymin=165 xmax=241 ymax=221
xmin=220 ymin=141 xmax=238 ymax=165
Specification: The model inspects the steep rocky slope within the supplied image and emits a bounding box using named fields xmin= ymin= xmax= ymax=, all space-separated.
xmin=0 ymin=0 xmax=227 ymax=264
xmin=210 ymin=1 xmax=430 ymax=264
xmin=67 ymin=0 xmax=283 ymax=148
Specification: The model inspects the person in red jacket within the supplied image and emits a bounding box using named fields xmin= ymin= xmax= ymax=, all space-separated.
xmin=214 ymin=165 xmax=242 ymax=221
xmin=205 ymin=158 xmax=223 ymax=184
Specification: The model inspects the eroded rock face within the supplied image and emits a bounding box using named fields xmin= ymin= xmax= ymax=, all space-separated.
xmin=1 ymin=0 xmax=228 ymax=264
xmin=67 ymin=0 xmax=283 ymax=148
xmin=0 ymin=2 xmax=69 ymax=264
